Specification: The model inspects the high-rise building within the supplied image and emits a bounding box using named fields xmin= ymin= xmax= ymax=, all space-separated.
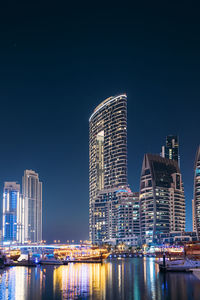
xmin=193 ymin=146 xmax=200 ymax=240
xmin=91 ymin=187 xmax=118 ymax=243
xmin=22 ymin=170 xmax=42 ymax=243
xmin=161 ymin=135 xmax=180 ymax=166
xmin=140 ymin=154 xmax=185 ymax=245
xmin=89 ymin=94 xmax=128 ymax=241
xmin=192 ymin=199 xmax=196 ymax=232
xmin=91 ymin=187 xmax=140 ymax=245
xmin=2 ymin=182 xmax=22 ymax=244
xmin=117 ymin=192 xmax=140 ymax=244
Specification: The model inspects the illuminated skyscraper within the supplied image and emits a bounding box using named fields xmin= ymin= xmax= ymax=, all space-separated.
xmin=140 ymin=154 xmax=185 ymax=244
xmin=89 ymin=94 xmax=128 ymax=240
xmin=22 ymin=170 xmax=42 ymax=243
xmin=2 ymin=182 xmax=23 ymax=244
xmin=161 ymin=135 xmax=180 ymax=166
xmin=193 ymin=146 xmax=200 ymax=239
xmin=192 ymin=199 xmax=196 ymax=232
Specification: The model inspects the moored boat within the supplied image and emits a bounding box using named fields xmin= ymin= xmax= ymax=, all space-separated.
xmin=158 ymin=259 xmax=200 ymax=272
xmin=39 ymin=258 xmax=63 ymax=265
xmin=5 ymin=260 xmax=37 ymax=267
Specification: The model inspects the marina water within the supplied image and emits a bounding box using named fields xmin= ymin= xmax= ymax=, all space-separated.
xmin=0 ymin=258 xmax=200 ymax=300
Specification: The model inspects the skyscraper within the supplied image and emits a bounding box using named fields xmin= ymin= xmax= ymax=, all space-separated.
xmin=2 ymin=182 xmax=22 ymax=244
xmin=192 ymin=199 xmax=196 ymax=232
xmin=161 ymin=135 xmax=180 ymax=165
xmin=193 ymin=146 xmax=200 ymax=239
xmin=89 ymin=94 xmax=128 ymax=240
xmin=140 ymin=154 xmax=185 ymax=245
xmin=22 ymin=170 xmax=42 ymax=243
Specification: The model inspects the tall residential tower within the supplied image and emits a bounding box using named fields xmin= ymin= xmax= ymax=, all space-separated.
xmin=91 ymin=188 xmax=140 ymax=245
xmin=140 ymin=154 xmax=185 ymax=244
xmin=89 ymin=94 xmax=128 ymax=241
xmin=161 ymin=135 xmax=180 ymax=166
xmin=2 ymin=182 xmax=23 ymax=244
xmin=22 ymin=170 xmax=42 ymax=243
xmin=193 ymin=146 xmax=200 ymax=239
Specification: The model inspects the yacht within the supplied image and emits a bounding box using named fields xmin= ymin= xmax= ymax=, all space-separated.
xmin=39 ymin=254 xmax=63 ymax=265
xmin=158 ymin=258 xmax=200 ymax=272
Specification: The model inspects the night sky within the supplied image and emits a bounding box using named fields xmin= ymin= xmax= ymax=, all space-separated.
xmin=0 ymin=2 xmax=199 ymax=242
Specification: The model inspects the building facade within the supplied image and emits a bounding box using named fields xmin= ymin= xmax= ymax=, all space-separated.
xmin=89 ymin=94 xmax=128 ymax=241
xmin=91 ymin=187 xmax=140 ymax=246
xmin=117 ymin=192 xmax=140 ymax=243
xmin=159 ymin=231 xmax=197 ymax=244
xmin=22 ymin=170 xmax=42 ymax=243
xmin=192 ymin=199 xmax=196 ymax=232
xmin=2 ymin=182 xmax=22 ymax=244
xmin=161 ymin=135 xmax=180 ymax=166
xmin=193 ymin=146 xmax=200 ymax=239
xmin=140 ymin=154 xmax=185 ymax=245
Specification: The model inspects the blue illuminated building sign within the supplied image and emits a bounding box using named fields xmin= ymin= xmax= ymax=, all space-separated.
xmin=116 ymin=189 xmax=129 ymax=194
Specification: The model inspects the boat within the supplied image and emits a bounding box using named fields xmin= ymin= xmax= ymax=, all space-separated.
xmin=66 ymin=260 xmax=102 ymax=264
xmin=66 ymin=254 xmax=108 ymax=263
xmin=39 ymin=258 xmax=63 ymax=265
xmin=5 ymin=260 xmax=37 ymax=267
xmin=3 ymin=249 xmax=21 ymax=262
xmin=62 ymin=251 xmax=110 ymax=264
xmin=38 ymin=252 xmax=63 ymax=265
xmin=39 ymin=259 xmax=63 ymax=265
xmin=54 ymin=245 xmax=110 ymax=263
xmin=158 ymin=258 xmax=200 ymax=272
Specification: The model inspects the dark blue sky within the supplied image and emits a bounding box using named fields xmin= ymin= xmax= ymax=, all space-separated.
xmin=0 ymin=2 xmax=199 ymax=242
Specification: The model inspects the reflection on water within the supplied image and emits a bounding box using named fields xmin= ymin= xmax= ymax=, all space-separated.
xmin=53 ymin=263 xmax=107 ymax=299
xmin=0 ymin=258 xmax=200 ymax=300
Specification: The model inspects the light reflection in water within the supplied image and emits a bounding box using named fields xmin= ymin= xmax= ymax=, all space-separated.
xmin=149 ymin=258 xmax=156 ymax=300
xmin=0 ymin=267 xmax=45 ymax=300
xmin=143 ymin=256 xmax=147 ymax=285
xmin=133 ymin=267 xmax=140 ymax=300
xmin=53 ymin=263 xmax=107 ymax=299
xmin=143 ymin=257 xmax=160 ymax=300
xmin=0 ymin=259 xmax=200 ymax=300
xmin=0 ymin=267 xmax=27 ymax=300
xmin=118 ymin=264 xmax=121 ymax=293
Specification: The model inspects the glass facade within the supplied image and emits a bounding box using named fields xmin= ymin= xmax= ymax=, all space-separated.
xmin=2 ymin=182 xmax=21 ymax=243
xmin=194 ymin=146 xmax=200 ymax=239
xmin=22 ymin=170 xmax=42 ymax=243
xmin=192 ymin=199 xmax=196 ymax=232
xmin=117 ymin=192 xmax=140 ymax=241
xmin=161 ymin=135 xmax=180 ymax=166
xmin=140 ymin=154 xmax=185 ymax=245
xmin=91 ymin=188 xmax=140 ymax=245
xmin=89 ymin=95 xmax=128 ymax=241
xmin=159 ymin=231 xmax=197 ymax=244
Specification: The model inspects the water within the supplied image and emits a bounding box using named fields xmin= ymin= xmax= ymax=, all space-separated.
xmin=0 ymin=258 xmax=200 ymax=300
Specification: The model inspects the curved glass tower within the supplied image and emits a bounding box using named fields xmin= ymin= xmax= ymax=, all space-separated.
xmin=194 ymin=146 xmax=200 ymax=239
xmin=89 ymin=94 xmax=128 ymax=240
